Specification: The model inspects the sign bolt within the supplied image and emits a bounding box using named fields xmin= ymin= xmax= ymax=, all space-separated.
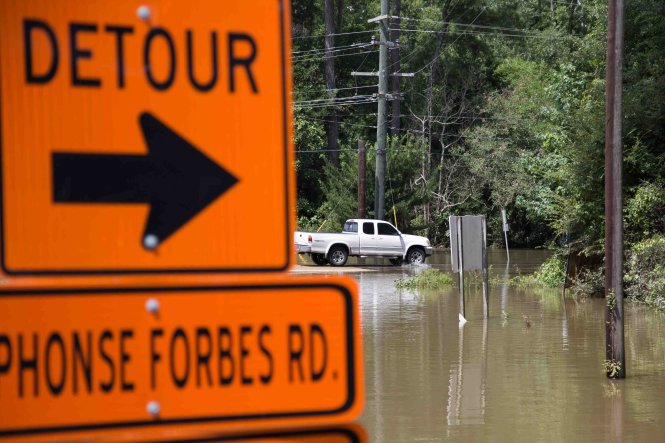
xmin=143 ymin=234 xmax=159 ymax=250
xmin=137 ymin=5 xmax=152 ymax=21
xmin=145 ymin=298 xmax=160 ymax=314
xmin=146 ymin=401 xmax=161 ymax=417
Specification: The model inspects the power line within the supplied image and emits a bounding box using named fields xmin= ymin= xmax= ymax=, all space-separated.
xmin=294 ymin=114 xmax=557 ymax=140
xmin=294 ymin=93 xmax=376 ymax=104
xmin=296 ymin=147 xmax=360 ymax=153
xmin=294 ymin=132 xmax=551 ymax=155
xmin=292 ymin=43 xmax=370 ymax=55
xmin=292 ymin=49 xmax=379 ymax=63
xmin=297 ymin=106 xmax=560 ymax=125
xmin=294 ymin=102 xmax=378 ymax=110
xmin=293 ymin=95 xmax=378 ymax=109
xmin=296 ymin=116 xmax=378 ymax=130
xmin=406 ymin=129 xmax=545 ymax=143
xmin=395 ymin=27 xmax=578 ymax=41
xmin=292 ymin=30 xmax=377 ymax=40
xmin=295 ymin=101 xmax=376 ymax=108
xmin=408 ymin=7 xmax=487 ymax=77
xmin=346 ymin=112 xmax=556 ymax=123
xmin=353 ymin=44 xmax=376 ymax=74
xmin=292 ymin=84 xmax=379 ymax=98
xmin=292 ymin=45 xmax=373 ymax=60
xmin=292 ymin=48 xmax=373 ymax=60
xmin=399 ymin=18 xmax=535 ymax=34
xmin=398 ymin=16 xmax=580 ymax=36
xmin=294 ymin=103 xmax=378 ymax=110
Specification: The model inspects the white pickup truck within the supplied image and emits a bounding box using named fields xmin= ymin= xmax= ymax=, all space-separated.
xmin=294 ymin=219 xmax=433 ymax=266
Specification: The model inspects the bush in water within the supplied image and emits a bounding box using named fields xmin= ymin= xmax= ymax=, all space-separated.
xmin=625 ymin=235 xmax=665 ymax=311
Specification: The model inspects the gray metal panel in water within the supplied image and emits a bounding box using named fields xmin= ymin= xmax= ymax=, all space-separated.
xmin=450 ymin=216 xmax=460 ymax=272
xmin=450 ymin=215 xmax=485 ymax=272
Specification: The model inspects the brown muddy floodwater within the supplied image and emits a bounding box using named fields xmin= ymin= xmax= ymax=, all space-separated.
xmin=341 ymin=249 xmax=665 ymax=442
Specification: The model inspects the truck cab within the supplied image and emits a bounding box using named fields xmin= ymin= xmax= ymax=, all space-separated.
xmin=295 ymin=219 xmax=433 ymax=266
xmin=343 ymin=219 xmax=406 ymax=256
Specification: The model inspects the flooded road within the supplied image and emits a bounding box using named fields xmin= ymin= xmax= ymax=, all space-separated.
xmin=304 ymin=249 xmax=665 ymax=441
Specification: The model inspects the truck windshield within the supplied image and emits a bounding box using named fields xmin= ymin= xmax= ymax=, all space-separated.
xmin=343 ymin=221 xmax=358 ymax=233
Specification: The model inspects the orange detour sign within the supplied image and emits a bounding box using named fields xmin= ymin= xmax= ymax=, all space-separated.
xmin=146 ymin=426 xmax=367 ymax=443
xmin=0 ymin=0 xmax=294 ymax=275
xmin=0 ymin=276 xmax=363 ymax=438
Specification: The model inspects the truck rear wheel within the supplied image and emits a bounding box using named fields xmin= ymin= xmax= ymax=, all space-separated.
xmin=328 ymin=246 xmax=348 ymax=266
xmin=406 ymin=247 xmax=426 ymax=264
xmin=312 ymin=253 xmax=328 ymax=266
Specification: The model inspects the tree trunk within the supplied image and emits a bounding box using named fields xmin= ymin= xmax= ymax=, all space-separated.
xmin=424 ymin=0 xmax=451 ymax=166
xmin=358 ymin=139 xmax=366 ymax=218
xmin=423 ymin=0 xmax=451 ymax=223
xmin=324 ymin=0 xmax=340 ymax=167
xmin=568 ymin=1 xmax=578 ymax=33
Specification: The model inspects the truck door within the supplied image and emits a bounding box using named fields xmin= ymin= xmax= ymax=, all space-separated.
xmin=342 ymin=221 xmax=360 ymax=254
xmin=359 ymin=221 xmax=378 ymax=255
xmin=376 ymin=222 xmax=404 ymax=255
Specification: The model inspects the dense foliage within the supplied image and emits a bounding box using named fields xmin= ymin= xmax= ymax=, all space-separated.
xmin=292 ymin=1 xmax=665 ymax=301
xmin=625 ymin=236 xmax=665 ymax=310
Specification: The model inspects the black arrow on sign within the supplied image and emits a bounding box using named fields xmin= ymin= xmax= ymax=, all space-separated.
xmin=52 ymin=112 xmax=238 ymax=249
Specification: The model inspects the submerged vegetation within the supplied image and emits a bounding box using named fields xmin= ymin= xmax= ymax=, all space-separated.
xmin=510 ymin=236 xmax=665 ymax=311
xmin=532 ymin=255 xmax=567 ymax=288
xmin=510 ymin=253 xmax=605 ymax=297
xmin=507 ymin=255 xmax=567 ymax=289
xmin=395 ymin=269 xmax=454 ymax=290
xmin=603 ymin=359 xmax=623 ymax=379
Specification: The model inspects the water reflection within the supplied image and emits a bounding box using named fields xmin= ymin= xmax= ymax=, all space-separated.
xmin=447 ymin=318 xmax=487 ymax=426
xmin=355 ymin=249 xmax=665 ymax=442
xmin=500 ymin=263 xmax=509 ymax=314
xmin=561 ymin=291 xmax=569 ymax=351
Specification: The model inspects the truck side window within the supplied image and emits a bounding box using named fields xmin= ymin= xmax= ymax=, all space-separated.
xmin=343 ymin=221 xmax=358 ymax=233
xmin=378 ymin=223 xmax=399 ymax=235
xmin=363 ymin=222 xmax=375 ymax=235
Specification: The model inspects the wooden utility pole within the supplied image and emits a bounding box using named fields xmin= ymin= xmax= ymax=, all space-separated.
xmin=390 ymin=0 xmax=401 ymax=137
xmin=355 ymin=2 xmax=412 ymax=218
xmin=373 ymin=0 xmax=389 ymax=220
xmin=358 ymin=139 xmax=366 ymax=218
xmin=604 ymin=0 xmax=625 ymax=379
xmin=324 ymin=0 xmax=340 ymax=167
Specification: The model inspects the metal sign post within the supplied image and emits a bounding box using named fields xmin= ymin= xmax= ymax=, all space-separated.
xmin=481 ymin=217 xmax=489 ymax=319
xmin=450 ymin=216 xmax=490 ymax=322
xmin=457 ymin=217 xmax=465 ymax=320
xmin=501 ymin=208 xmax=510 ymax=263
